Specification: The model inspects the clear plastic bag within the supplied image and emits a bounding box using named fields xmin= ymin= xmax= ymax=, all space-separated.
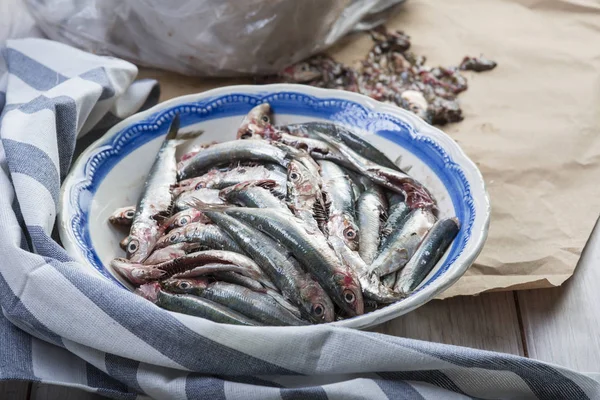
xmin=24 ymin=0 xmax=405 ymax=76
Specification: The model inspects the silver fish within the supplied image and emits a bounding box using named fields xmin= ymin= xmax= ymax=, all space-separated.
xmin=154 ymin=223 xmax=243 ymax=253
xmin=174 ymin=189 xmax=224 ymax=212
xmin=123 ymin=115 xmax=197 ymax=262
xmin=357 ymin=182 xmax=387 ymax=264
xmin=178 ymin=140 xmax=290 ymax=180
xmin=395 ymin=217 xmax=460 ymax=294
xmin=204 ymin=211 xmax=335 ymax=323
xmin=161 ymin=278 xmax=307 ymax=326
xmin=369 ymin=208 xmax=436 ymax=277
xmin=286 ymin=159 xmax=326 ymax=232
xmin=236 ymin=103 xmax=280 ymax=140
xmin=225 ymin=208 xmax=364 ymax=316
xmin=108 ymin=206 xmax=136 ymax=226
xmin=318 ymin=160 xmax=359 ymax=250
xmin=219 ymin=180 xmax=292 ymax=214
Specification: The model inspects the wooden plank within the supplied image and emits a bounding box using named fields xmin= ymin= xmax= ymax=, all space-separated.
xmin=517 ymin=218 xmax=600 ymax=370
xmin=29 ymin=384 xmax=108 ymax=400
xmin=0 ymin=381 xmax=30 ymax=400
xmin=371 ymin=291 xmax=525 ymax=355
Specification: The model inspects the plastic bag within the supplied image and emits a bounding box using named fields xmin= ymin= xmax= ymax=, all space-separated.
xmin=24 ymin=0 xmax=406 ymax=77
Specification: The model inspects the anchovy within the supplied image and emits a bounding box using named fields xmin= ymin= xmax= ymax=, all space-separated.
xmin=108 ymin=206 xmax=136 ymax=226
xmin=236 ymin=103 xmax=280 ymax=140
xmin=283 ymin=122 xmax=402 ymax=171
xmin=357 ymin=182 xmax=387 ymax=264
xmin=219 ymin=180 xmax=292 ymax=214
xmin=112 ymin=250 xmax=276 ymax=289
xmin=123 ymin=115 xmax=198 ymax=262
xmin=225 ymin=208 xmax=364 ymax=316
xmin=154 ymin=222 xmax=243 ymax=253
xmin=174 ymin=189 xmax=224 ymax=212
xmin=172 ymin=164 xmax=287 ymax=197
xmin=161 ymin=278 xmax=307 ymax=326
xmin=204 ymin=211 xmax=335 ymax=323
xmin=369 ymin=208 xmax=436 ymax=277
xmin=318 ymin=160 xmax=359 ymax=250
xmin=286 ymin=159 xmax=326 ymax=232
xmin=395 ymin=217 xmax=460 ymax=294
xmin=178 ymin=140 xmax=291 ymax=180
xmin=139 ymin=283 xmax=260 ymax=326
xmin=310 ymin=132 xmax=436 ymax=210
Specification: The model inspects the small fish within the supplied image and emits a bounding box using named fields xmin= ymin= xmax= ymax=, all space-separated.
xmin=204 ymin=211 xmax=335 ymax=323
xmin=318 ymin=160 xmax=359 ymax=250
xmin=154 ymin=223 xmax=243 ymax=253
xmin=286 ymin=159 xmax=326 ymax=232
xmin=108 ymin=206 xmax=136 ymax=226
xmin=312 ymin=132 xmax=436 ymax=210
xmin=369 ymin=208 xmax=436 ymax=277
xmin=161 ymin=278 xmax=307 ymax=326
xmin=138 ymin=283 xmax=260 ymax=326
xmin=123 ymin=115 xmax=200 ymax=262
xmin=236 ymin=103 xmax=280 ymax=140
xmin=172 ymin=164 xmax=287 ymax=197
xmin=395 ymin=217 xmax=460 ymax=294
xmin=219 ymin=180 xmax=292 ymax=214
xmin=226 ymin=207 xmax=364 ymax=317
xmin=162 ymin=208 xmax=211 ymax=232
xmin=178 ymin=140 xmax=290 ymax=180
xmin=174 ymin=189 xmax=224 ymax=212
xmin=357 ymin=182 xmax=387 ymax=264
xmin=144 ymin=243 xmax=189 ymax=265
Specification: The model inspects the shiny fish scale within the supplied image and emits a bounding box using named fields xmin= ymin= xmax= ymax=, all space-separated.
xmin=219 ymin=180 xmax=292 ymax=214
xmin=357 ymin=183 xmax=387 ymax=264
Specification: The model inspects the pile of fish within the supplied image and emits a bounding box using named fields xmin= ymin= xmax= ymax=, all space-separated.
xmin=265 ymin=27 xmax=496 ymax=125
xmin=109 ymin=104 xmax=460 ymax=326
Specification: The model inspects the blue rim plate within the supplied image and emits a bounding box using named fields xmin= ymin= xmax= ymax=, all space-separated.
xmin=58 ymin=84 xmax=490 ymax=329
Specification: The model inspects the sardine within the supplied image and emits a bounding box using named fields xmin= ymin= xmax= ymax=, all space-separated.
xmin=225 ymin=208 xmax=364 ymax=316
xmin=395 ymin=217 xmax=460 ymax=294
xmin=172 ymin=164 xmax=287 ymax=197
xmin=161 ymin=278 xmax=307 ymax=326
xmin=219 ymin=180 xmax=292 ymax=214
xmin=236 ymin=103 xmax=280 ymax=140
xmin=204 ymin=211 xmax=335 ymax=323
xmin=178 ymin=140 xmax=290 ymax=180
xmin=357 ymin=183 xmax=387 ymax=264
xmin=174 ymin=189 xmax=224 ymax=212
xmin=154 ymin=223 xmax=243 ymax=253
xmin=286 ymin=159 xmax=326 ymax=232
xmin=318 ymin=160 xmax=359 ymax=250
xmin=123 ymin=115 xmax=198 ymax=262
xmin=311 ymin=132 xmax=436 ymax=210
xmin=138 ymin=283 xmax=260 ymax=326
xmin=369 ymin=208 xmax=436 ymax=277
xmin=108 ymin=206 xmax=136 ymax=226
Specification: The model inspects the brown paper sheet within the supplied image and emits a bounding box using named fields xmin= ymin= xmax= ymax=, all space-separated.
xmin=138 ymin=0 xmax=600 ymax=298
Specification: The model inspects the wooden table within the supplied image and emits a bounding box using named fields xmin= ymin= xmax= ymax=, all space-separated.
xmin=3 ymin=220 xmax=598 ymax=399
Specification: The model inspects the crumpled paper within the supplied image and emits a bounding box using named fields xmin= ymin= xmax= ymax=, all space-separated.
xmin=137 ymin=0 xmax=600 ymax=298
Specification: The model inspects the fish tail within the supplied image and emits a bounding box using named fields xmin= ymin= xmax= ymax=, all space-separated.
xmin=165 ymin=113 xmax=180 ymax=140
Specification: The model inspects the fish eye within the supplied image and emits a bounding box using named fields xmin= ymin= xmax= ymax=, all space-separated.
xmin=169 ymin=233 xmax=180 ymax=242
xmin=289 ymin=172 xmax=300 ymax=181
xmin=127 ymin=239 xmax=139 ymax=254
xmin=240 ymin=132 xmax=253 ymax=139
xmin=343 ymin=290 xmax=356 ymax=304
xmin=301 ymin=65 xmax=309 ymax=71
xmin=344 ymin=227 xmax=357 ymax=239
xmin=178 ymin=281 xmax=191 ymax=290
xmin=261 ymin=115 xmax=270 ymax=124
xmin=195 ymin=182 xmax=205 ymax=190
xmin=179 ymin=216 xmax=189 ymax=226
xmin=312 ymin=304 xmax=324 ymax=317
xmin=125 ymin=210 xmax=135 ymax=218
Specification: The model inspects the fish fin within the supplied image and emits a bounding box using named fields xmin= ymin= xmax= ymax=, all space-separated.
xmin=394 ymin=155 xmax=403 ymax=168
xmin=165 ymin=113 xmax=180 ymax=140
xmin=152 ymin=210 xmax=171 ymax=224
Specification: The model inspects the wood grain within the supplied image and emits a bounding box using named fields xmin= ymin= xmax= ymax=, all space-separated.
xmin=29 ymin=384 xmax=108 ymax=400
xmin=0 ymin=381 xmax=30 ymax=400
xmin=518 ymin=218 xmax=600 ymax=371
xmin=371 ymin=291 xmax=525 ymax=355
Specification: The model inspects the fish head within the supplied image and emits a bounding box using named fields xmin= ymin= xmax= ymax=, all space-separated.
xmin=287 ymin=160 xmax=318 ymax=199
xmin=332 ymin=271 xmax=365 ymax=317
xmin=155 ymin=228 xmax=183 ymax=249
xmin=135 ymin=282 xmax=161 ymax=303
xmin=164 ymin=209 xmax=205 ymax=231
xmin=109 ymin=206 xmax=136 ymax=225
xmin=300 ymin=280 xmax=336 ymax=323
xmin=327 ymin=214 xmax=359 ymax=251
xmin=123 ymin=224 xmax=156 ymax=262
xmin=160 ymin=278 xmax=209 ymax=295
xmin=111 ymin=258 xmax=165 ymax=285
xmin=237 ymin=103 xmax=279 ymax=140
xmin=280 ymin=62 xmax=322 ymax=83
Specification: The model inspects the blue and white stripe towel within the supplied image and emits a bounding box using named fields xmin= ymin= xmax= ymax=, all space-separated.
xmin=0 ymin=38 xmax=598 ymax=400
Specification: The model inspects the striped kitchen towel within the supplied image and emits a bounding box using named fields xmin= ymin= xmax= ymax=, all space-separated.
xmin=0 ymin=38 xmax=598 ymax=400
